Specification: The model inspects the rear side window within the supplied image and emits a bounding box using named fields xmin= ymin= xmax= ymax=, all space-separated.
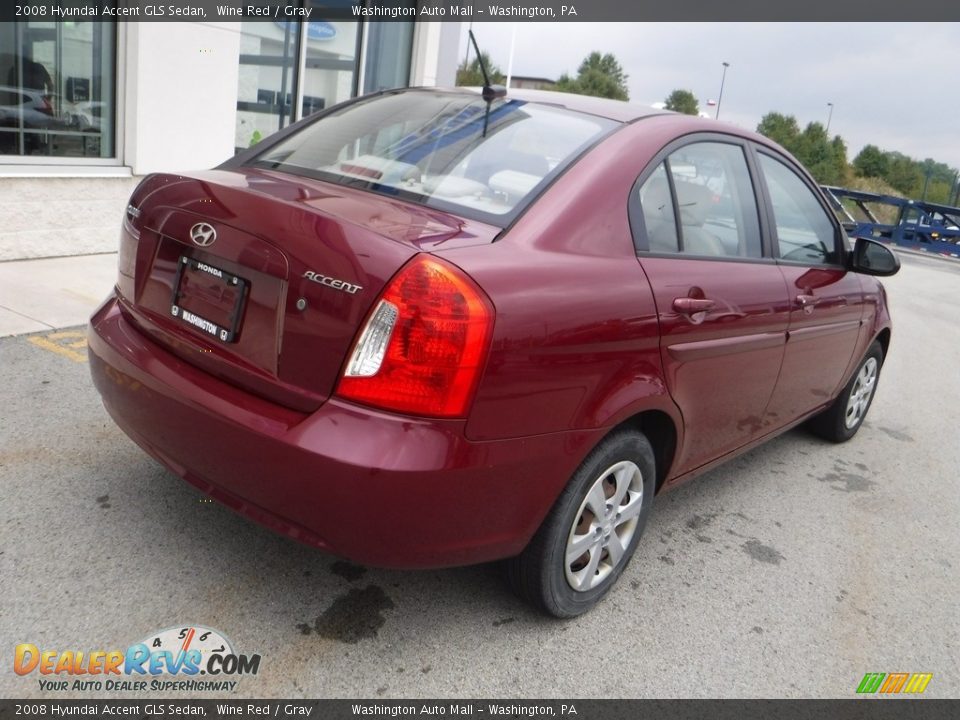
xmin=637 ymin=163 xmax=679 ymax=252
xmin=636 ymin=141 xmax=762 ymax=258
xmin=250 ymin=91 xmax=617 ymax=226
xmin=758 ymin=154 xmax=839 ymax=264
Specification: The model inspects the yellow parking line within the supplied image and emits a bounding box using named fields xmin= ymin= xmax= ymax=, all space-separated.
xmin=46 ymin=331 xmax=87 ymax=342
xmin=28 ymin=331 xmax=88 ymax=363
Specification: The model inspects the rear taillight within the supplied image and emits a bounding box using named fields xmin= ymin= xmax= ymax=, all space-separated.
xmin=336 ymin=255 xmax=493 ymax=418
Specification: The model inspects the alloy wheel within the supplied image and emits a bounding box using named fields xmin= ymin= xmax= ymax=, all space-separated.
xmin=564 ymin=460 xmax=644 ymax=592
xmin=845 ymin=357 xmax=878 ymax=429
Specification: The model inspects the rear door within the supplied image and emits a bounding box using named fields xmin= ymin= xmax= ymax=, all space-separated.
xmin=752 ymin=149 xmax=864 ymax=424
xmin=631 ymin=137 xmax=790 ymax=475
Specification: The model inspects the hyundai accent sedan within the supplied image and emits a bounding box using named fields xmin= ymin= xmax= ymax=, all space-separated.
xmin=88 ymin=87 xmax=899 ymax=617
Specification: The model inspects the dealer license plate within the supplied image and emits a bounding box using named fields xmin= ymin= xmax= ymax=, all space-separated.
xmin=170 ymin=256 xmax=248 ymax=343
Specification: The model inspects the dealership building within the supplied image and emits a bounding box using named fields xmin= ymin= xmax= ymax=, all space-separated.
xmin=0 ymin=17 xmax=460 ymax=260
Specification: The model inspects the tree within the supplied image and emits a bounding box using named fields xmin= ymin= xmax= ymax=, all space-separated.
xmin=790 ymin=123 xmax=848 ymax=186
xmin=830 ymin=136 xmax=851 ymax=186
xmin=553 ymin=52 xmax=629 ymax=101
xmin=852 ymin=144 xmax=888 ymax=178
xmin=456 ymin=52 xmax=505 ymax=87
xmin=754 ymin=109 xmax=958 ymax=200
xmin=578 ymin=52 xmax=629 ymax=91
xmin=756 ymin=112 xmax=801 ymax=153
xmin=886 ymin=154 xmax=923 ymax=195
xmin=664 ymin=89 xmax=699 ymax=116
xmin=757 ymin=114 xmax=848 ymax=185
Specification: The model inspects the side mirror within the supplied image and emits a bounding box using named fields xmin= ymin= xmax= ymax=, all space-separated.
xmin=848 ymin=237 xmax=900 ymax=276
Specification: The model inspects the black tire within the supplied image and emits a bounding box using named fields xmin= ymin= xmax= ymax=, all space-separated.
xmin=808 ymin=341 xmax=884 ymax=443
xmin=507 ymin=430 xmax=656 ymax=618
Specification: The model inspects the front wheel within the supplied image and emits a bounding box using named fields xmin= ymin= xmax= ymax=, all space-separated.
xmin=507 ymin=430 xmax=656 ymax=618
xmin=808 ymin=341 xmax=884 ymax=442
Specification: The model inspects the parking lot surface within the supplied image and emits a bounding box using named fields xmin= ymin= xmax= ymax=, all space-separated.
xmin=1 ymin=252 xmax=958 ymax=699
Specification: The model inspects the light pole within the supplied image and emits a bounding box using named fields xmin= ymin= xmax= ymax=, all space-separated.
xmin=826 ymin=102 xmax=834 ymax=135
xmin=715 ymin=62 xmax=730 ymax=120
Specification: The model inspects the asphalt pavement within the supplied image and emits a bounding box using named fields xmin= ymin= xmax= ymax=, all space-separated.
xmin=1 ymin=252 xmax=958 ymax=699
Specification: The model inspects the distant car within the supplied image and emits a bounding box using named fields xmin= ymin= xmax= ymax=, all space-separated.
xmin=88 ymin=87 xmax=899 ymax=617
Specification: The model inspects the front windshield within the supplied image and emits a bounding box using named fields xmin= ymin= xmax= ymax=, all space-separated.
xmin=249 ymin=90 xmax=618 ymax=225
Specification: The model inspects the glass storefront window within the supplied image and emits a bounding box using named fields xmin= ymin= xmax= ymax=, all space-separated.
xmin=363 ymin=19 xmax=413 ymax=93
xmin=235 ymin=19 xmax=301 ymax=154
xmin=235 ymin=8 xmax=415 ymax=154
xmin=234 ymin=18 xmax=361 ymax=154
xmin=301 ymin=19 xmax=360 ymax=117
xmin=0 ymin=22 xmax=115 ymax=158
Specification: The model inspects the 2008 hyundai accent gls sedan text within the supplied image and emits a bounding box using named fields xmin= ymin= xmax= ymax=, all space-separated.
xmin=88 ymin=87 xmax=899 ymax=617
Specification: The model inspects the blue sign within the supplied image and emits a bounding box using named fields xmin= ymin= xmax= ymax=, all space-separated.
xmin=308 ymin=22 xmax=338 ymax=41
xmin=274 ymin=21 xmax=338 ymax=41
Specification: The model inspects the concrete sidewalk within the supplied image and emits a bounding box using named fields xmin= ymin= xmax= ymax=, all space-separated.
xmin=0 ymin=253 xmax=117 ymax=337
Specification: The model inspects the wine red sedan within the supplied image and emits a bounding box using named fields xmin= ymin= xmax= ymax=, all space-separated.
xmin=88 ymin=87 xmax=899 ymax=617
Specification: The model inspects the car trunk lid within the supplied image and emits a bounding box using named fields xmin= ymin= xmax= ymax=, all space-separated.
xmin=120 ymin=169 xmax=499 ymax=412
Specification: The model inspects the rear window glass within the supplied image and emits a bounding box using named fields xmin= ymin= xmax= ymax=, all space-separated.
xmin=249 ymin=91 xmax=618 ymax=225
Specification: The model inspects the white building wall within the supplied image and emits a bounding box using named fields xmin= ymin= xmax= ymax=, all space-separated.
xmin=409 ymin=23 xmax=460 ymax=88
xmin=0 ymin=175 xmax=140 ymax=261
xmin=124 ymin=22 xmax=241 ymax=175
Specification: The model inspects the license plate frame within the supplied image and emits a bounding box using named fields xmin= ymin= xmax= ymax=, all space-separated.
xmin=170 ymin=256 xmax=248 ymax=343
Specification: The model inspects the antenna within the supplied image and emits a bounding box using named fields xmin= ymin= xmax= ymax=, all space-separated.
xmin=468 ymin=29 xmax=506 ymax=103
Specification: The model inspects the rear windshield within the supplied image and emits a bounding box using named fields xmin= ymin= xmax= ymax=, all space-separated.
xmin=248 ymin=90 xmax=619 ymax=225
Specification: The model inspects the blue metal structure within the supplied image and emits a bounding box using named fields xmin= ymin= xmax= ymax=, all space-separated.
xmin=821 ymin=185 xmax=960 ymax=258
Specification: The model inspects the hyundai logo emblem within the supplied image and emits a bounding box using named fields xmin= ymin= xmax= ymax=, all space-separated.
xmin=189 ymin=222 xmax=217 ymax=247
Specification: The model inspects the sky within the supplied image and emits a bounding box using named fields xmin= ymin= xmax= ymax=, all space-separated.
xmin=457 ymin=22 xmax=960 ymax=172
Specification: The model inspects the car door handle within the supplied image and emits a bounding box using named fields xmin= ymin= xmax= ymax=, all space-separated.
xmin=673 ymin=297 xmax=716 ymax=314
xmin=796 ymin=294 xmax=821 ymax=308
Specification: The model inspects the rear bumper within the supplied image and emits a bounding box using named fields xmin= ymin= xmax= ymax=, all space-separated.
xmin=88 ymin=294 xmax=601 ymax=568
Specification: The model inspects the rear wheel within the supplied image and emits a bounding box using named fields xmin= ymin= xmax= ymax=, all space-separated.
xmin=507 ymin=430 xmax=656 ymax=618
xmin=808 ymin=341 xmax=884 ymax=442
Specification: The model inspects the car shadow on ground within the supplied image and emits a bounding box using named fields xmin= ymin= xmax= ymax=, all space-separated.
xmin=102 ymin=420 xmax=842 ymax=636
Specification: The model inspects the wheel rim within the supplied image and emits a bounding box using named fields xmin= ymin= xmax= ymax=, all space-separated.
xmin=564 ymin=460 xmax=644 ymax=592
xmin=844 ymin=357 xmax=878 ymax=429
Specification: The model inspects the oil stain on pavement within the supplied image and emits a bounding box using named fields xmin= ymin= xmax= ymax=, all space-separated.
xmin=742 ymin=539 xmax=785 ymax=565
xmin=817 ymin=459 xmax=876 ymax=493
xmin=297 ymin=585 xmax=395 ymax=643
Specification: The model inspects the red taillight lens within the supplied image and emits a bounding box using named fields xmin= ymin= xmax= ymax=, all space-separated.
xmin=336 ymin=255 xmax=494 ymax=418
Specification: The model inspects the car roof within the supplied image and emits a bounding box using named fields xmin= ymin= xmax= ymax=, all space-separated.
xmin=450 ymin=86 xmax=667 ymax=123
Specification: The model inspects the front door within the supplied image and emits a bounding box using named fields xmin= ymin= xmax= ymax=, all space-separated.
xmin=753 ymin=151 xmax=864 ymax=424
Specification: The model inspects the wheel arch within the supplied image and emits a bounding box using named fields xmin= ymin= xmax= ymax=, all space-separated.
xmin=874 ymin=327 xmax=891 ymax=361
xmin=608 ymin=409 xmax=678 ymax=494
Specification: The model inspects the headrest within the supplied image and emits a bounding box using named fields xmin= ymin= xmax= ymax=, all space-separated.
xmin=674 ymin=181 xmax=713 ymax=227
